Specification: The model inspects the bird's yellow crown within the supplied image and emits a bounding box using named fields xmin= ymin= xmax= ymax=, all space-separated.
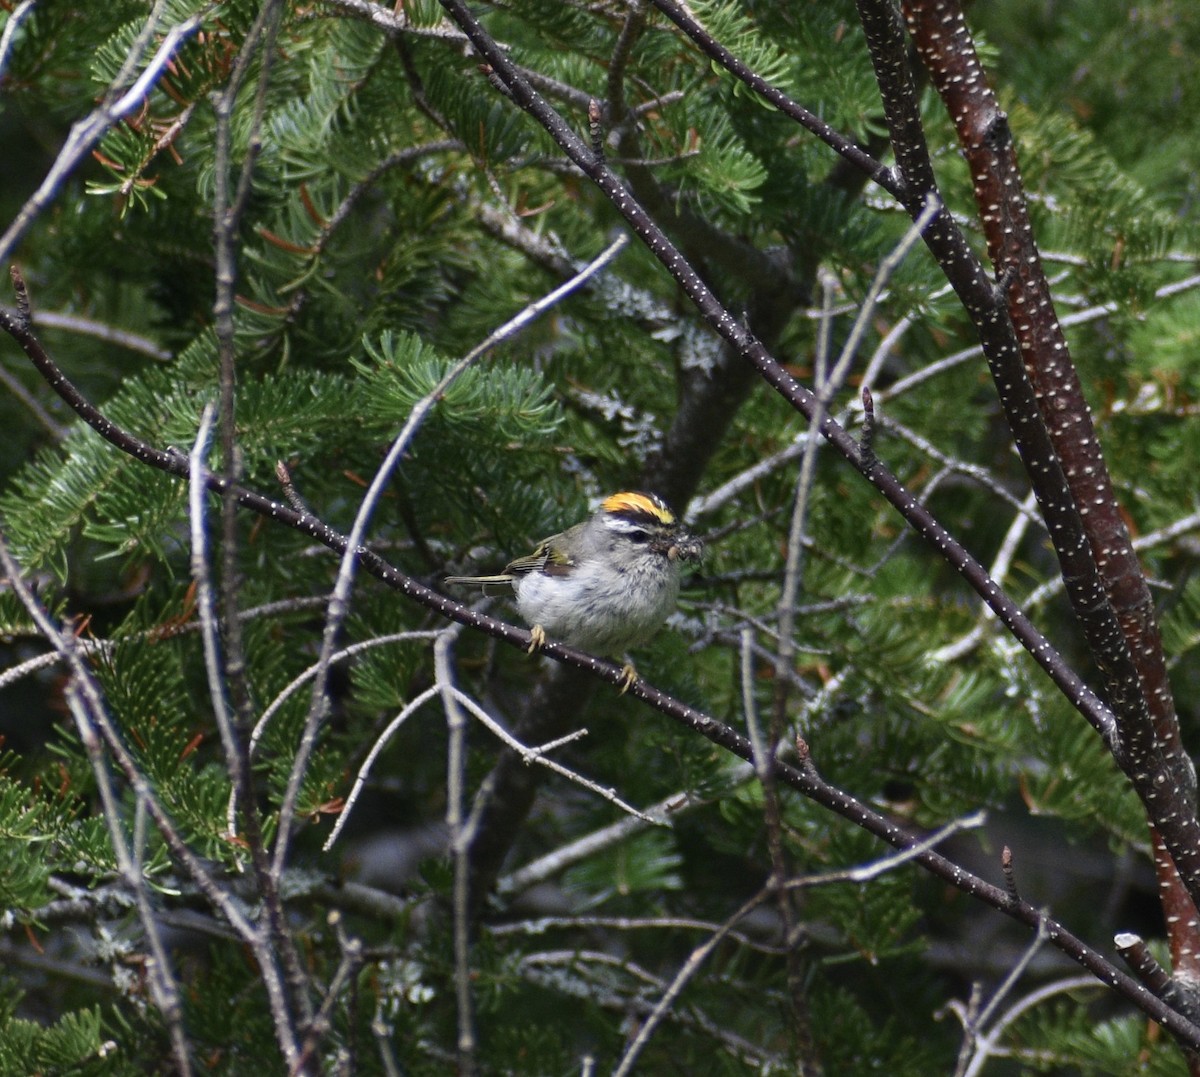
xmin=601 ymin=491 xmax=676 ymax=525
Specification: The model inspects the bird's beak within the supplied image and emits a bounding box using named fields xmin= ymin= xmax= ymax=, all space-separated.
xmin=668 ymin=535 xmax=704 ymax=562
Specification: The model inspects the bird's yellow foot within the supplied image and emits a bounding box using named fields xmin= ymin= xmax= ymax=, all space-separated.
xmin=618 ymin=662 xmax=638 ymax=695
xmin=527 ymin=624 xmax=547 ymax=654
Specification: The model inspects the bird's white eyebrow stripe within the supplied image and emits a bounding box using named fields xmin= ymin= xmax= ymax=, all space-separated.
xmin=604 ymin=514 xmax=662 ymax=532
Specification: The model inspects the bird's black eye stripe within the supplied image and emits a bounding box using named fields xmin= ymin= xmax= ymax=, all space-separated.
xmin=627 ymin=529 xmax=651 ymax=543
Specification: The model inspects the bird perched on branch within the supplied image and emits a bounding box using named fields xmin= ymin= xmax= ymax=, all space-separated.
xmin=446 ymin=491 xmax=702 ymax=689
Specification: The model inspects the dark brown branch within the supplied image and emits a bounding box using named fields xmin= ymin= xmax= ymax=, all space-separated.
xmin=1116 ymin=933 xmax=1177 ymax=1002
xmin=429 ymin=0 xmax=1118 ymax=747
xmin=900 ymin=0 xmax=1200 ymax=986
xmin=899 ymin=0 xmax=1186 ymax=772
xmin=848 ymin=0 xmax=1200 ymax=928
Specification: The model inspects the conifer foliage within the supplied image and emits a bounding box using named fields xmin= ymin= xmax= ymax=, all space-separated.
xmin=0 ymin=1 xmax=1199 ymax=1072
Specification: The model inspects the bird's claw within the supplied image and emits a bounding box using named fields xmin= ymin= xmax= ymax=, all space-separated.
xmin=527 ymin=624 xmax=547 ymax=654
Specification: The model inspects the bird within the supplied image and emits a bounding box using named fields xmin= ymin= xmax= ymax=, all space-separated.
xmin=446 ymin=491 xmax=702 ymax=689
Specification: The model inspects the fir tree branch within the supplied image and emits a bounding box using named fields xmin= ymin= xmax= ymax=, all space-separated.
xmin=36 ymin=634 xmax=194 ymax=1072
xmin=0 ymin=6 xmax=208 ymax=265
xmin=520 ymin=948 xmax=780 ymax=1066
xmin=649 ymin=0 xmax=900 ymax=196
xmin=7 ymin=277 xmax=1200 ymax=1053
xmin=775 ymin=203 xmax=937 ymax=724
xmin=322 ymin=670 xmax=637 ymax=855
xmin=428 ymin=0 xmax=1120 ymax=755
xmin=0 ymin=530 xmax=303 ymax=1067
xmin=951 ymin=920 xmax=1050 ymax=1076
xmin=756 ymin=210 xmax=933 ymax=1041
xmin=283 ymin=139 xmax=466 ymax=326
xmin=489 ymin=913 xmax=787 ymax=955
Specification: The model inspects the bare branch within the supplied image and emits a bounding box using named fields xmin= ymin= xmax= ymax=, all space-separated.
xmin=0 ymin=6 xmax=208 ymax=264
xmin=4 ymin=272 xmax=1197 ymax=1048
xmin=272 ymin=231 xmax=631 ymax=878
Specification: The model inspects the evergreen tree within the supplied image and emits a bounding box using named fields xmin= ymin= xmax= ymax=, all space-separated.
xmin=0 ymin=0 xmax=1198 ymax=1072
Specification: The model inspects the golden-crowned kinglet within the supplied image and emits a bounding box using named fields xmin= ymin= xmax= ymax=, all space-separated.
xmin=446 ymin=492 xmax=702 ymax=661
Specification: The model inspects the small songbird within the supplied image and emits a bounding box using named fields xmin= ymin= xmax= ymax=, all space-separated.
xmin=446 ymin=492 xmax=702 ymax=685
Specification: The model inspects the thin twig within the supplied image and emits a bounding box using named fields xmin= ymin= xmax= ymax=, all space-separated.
xmin=688 ymin=433 xmax=814 ymax=518
xmin=209 ymin=0 xmax=314 ymax=1048
xmin=0 ymin=316 xmax=67 ymax=435
xmin=782 ymin=811 xmax=987 ymax=889
xmin=60 ymin=676 xmax=192 ymax=1075
xmin=520 ymin=949 xmax=778 ymax=1066
xmin=294 ymin=911 xmax=364 ymax=1074
xmin=0 ymin=5 xmax=208 ymax=264
xmin=19 ymin=308 xmax=173 ymax=360
xmin=496 ymin=768 xmax=750 ymax=896
xmin=435 ymin=631 xmax=478 ymax=1077
xmin=0 ymin=530 xmax=301 ymax=1064
xmin=612 ymin=889 xmax=771 ymax=1077
xmin=959 ymin=972 xmax=1102 ymax=1077
xmin=130 ymin=796 xmax=193 ymax=1075
xmin=931 ymin=490 xmax=1039 ymax=664
xmin=228 ymin=629 xmax=442 ymax=836
xmin=322 ymin=684 xmax=441 ymax=852
xmin=0 ymin=0 xmax=37 ymax=81
xmin=272 ymin=231 xmax=631 ymax=880
xmin=488 ymin=913 xmax=786 ymax=955
xmin=877 ymin=412 xmax=1037 ymax=518
xmin=188 ymin=404 xmax=243 ymax=845
xmin=446 ymin=686 xmax=657 ymax=821
xmin=0 ymin=597 xmax=331 ymax=691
